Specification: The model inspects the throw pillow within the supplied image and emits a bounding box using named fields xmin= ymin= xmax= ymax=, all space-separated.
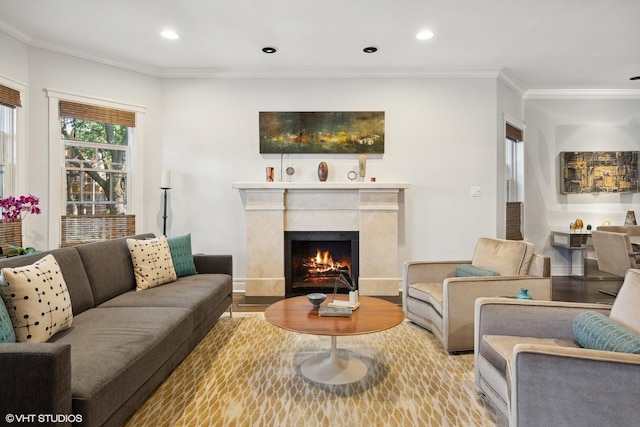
xmin=0 ymin=254 xmax=73 ymax=343
xmin=0 ymin=298 xmax=16 ymax=343
xmin=167 ymin=234 xmax=198 ymax=278
xmin=455 ymin=264 xmax=500 ymax=277
xmin=573 ymin=311 xmax=640 ymax=354
xmin=127 ymin=236 xmax=177 ymax=291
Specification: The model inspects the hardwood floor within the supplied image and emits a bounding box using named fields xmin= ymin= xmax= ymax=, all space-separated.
xmin=232 ymin=275 xmax=623 ymax=313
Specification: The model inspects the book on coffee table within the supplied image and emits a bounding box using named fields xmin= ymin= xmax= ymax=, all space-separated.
xmin=318 ymin=306 xmax=353 ymax=317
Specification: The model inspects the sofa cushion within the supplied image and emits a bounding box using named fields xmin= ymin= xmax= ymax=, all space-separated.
xmin=609 ymin=268 xmax=640 ymax=333
xmin=472 ymin=238 xmax=533 ymax=276
xmin=167 ymin=234 xmax=198 ymax=278
xmin=98 ymin=273 xmax=232 ymax=328
xmin=0 ymin=298 xmax=15 ymax=343
xmin=127 ymin=236 xmax=177 ymax=291
xmin=0 ymin=254 xmax=73 ymax=342
xmin=573 ymin=311 xmax=640 ymax=354
xmin=455 ymin=264 xmax=500 ymax=277
xmin=75 ymin=234 xmax=155 ymax=306
xmin=48 ymin=306 xmax=192 ymax=427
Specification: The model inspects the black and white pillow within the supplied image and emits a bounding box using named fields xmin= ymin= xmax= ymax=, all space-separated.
xmin=127 ymin=236 xmax=177 ymax=291
xmin=0 ymin=254 xmax=73 ymax=342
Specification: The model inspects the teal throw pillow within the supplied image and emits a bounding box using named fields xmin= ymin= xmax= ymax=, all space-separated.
xmin=573 ymin=311 xmax=640 ymax=354
xmin=0 ymin=295 xmax=16 ymax=343
xmin=167 ymin=234 xmax=198 ymax=278
xmin=455 ymin=264 xmax=500 ymax=277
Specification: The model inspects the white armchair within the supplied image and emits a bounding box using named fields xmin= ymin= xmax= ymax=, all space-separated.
xmin=403 ymin=237 xmax=551 ymax=352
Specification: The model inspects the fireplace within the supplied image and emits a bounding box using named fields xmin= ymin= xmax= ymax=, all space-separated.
xmin=285 ymin=231 xmax=359 ymax=297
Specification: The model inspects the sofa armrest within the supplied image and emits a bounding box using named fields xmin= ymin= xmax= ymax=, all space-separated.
xmin=193 ymin=254 xmax=233 ymax=276
xmin=0 ymin=343 xmax=72 ymax=417
xmin=403 ymin=260 xmax=471 ymax=287
xmin=475 ymin=298 xmax=612 ymax=343
xmin=440 ymin=276 xmax=551 ymax=351
xmin=512 ymin=344 xmax=640 ymax=427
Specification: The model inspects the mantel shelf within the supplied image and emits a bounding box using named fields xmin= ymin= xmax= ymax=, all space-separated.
xmin=232 ymin=181 xmax=410 ymax=190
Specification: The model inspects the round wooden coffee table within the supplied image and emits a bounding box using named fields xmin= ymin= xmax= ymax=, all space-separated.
xmin=264 ymin=295 xmax=405 ymax=385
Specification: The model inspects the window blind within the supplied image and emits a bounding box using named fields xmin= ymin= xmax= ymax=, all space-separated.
xmin=59 ymin=100 xmax=135 ymax=127
xmin=0 ymin=84 xmax=22 ymax=108
xmin=506 ymin=123 xmax=523 ymax=142
xmin=60 ymin=214 xmax=136 ymax=247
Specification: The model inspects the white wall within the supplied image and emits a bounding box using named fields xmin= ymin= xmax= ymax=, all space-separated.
xmin=524 ymin=97 xmax=640 ymax=274
xmin=162 ymin=77 xmax=499 ymax=281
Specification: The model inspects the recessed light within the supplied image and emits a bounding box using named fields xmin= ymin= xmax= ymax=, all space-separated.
xmin=262 ymin=47 xmax=277 ymax=54
xmin=161 ymin=30 xmax=180 ymax=40
xmin=363 ymin=46 xmax=378 ymax=53
xmin=631 ymin=76 xmax=640 ymax=81
xmin=416 ymin=30 xmax=434 ymax=41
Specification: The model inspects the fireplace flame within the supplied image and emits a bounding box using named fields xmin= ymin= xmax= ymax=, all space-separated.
xmin=302 ymin=248 xmax=349 ymax=276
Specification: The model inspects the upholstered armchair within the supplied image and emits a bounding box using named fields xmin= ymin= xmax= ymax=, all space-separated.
xmin=474 ymin=268 xmax=640 ymax=427
xmin=402 ymin=237 xmax=551 ymax=353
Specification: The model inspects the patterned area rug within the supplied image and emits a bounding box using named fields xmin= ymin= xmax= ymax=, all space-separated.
xmin=126 ymin=313 xmax=507 ymax=427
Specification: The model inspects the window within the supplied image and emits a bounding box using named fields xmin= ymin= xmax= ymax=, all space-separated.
xmin=61 ymin=101 xmax=133 ymax=215
xmin=58 ymin=100 xmax=137 ymax=246
xmin=0 ymin=84 xmax=21 ymax=199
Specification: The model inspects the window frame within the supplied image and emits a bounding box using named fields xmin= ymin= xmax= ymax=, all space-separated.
xmin=46 ymin=90 xmax=145 ymax=248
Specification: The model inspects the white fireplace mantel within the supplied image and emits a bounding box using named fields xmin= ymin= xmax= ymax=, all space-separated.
xmin=233 ymin=181 xmax=409 ymax=297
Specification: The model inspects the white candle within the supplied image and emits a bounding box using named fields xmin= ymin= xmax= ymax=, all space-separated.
xmin=161 ymin=169 xmax=171 ymax=188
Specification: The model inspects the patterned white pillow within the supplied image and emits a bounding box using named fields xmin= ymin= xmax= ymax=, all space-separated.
xmin=0 ymin=254 xmax=73 ymax=342
xmin=127 ymin=236 xmax=177 ymax=291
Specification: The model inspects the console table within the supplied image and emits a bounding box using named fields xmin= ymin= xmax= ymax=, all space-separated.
xmin=550 ymin=231 xmax=598 ymax=279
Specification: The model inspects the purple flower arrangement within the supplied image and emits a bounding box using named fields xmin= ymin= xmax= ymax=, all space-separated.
xmin=0 ymin=194 xmax=41 ymax=222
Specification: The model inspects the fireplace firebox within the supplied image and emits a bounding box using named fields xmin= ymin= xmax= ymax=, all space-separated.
xmin=284 ymin=231 xmax=359 ymax=297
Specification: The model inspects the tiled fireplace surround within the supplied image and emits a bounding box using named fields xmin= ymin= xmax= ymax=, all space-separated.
xmin=233 ymin=182 xmax=409 ymax=297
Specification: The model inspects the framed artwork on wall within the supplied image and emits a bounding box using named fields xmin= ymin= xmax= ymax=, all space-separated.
xmin=560 ymin=151 xmax=640 ymax=194
xmin=259 ymin=111 xmax=385 ymax=154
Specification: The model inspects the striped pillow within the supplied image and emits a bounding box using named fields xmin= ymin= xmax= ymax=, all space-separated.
xmin=573 ymin=311 xmax=640 ymax=354
xmin=455 ymin=264 xmax=500 ymax=277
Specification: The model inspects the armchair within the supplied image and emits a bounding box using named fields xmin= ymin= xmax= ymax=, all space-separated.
xmin=474 ymin=268 xmax=640 ymax=427
xmin=403 ymin=237 xmax=551 ymax=352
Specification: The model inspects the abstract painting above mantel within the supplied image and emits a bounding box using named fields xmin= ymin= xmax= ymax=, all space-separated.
xmin=259 ymin=111 xmax=384 ymax=154
xmin=560 ymin=151 xmax=640 ymax=194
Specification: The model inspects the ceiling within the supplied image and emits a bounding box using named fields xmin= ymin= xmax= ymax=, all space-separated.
xmin=1 ymin=0 xmax=639 ymax=92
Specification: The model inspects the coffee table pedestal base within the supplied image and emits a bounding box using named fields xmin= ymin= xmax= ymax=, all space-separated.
xmin=300 ymin=336 xmax=367 ymax=385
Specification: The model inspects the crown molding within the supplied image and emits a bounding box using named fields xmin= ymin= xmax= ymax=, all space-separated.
xmin=497 ymin=70 xmax=527 ymax=96
xmin=524 ymin=89 xmax=640 ymax=100
xmin=0 ymin=20 xmax=31 ymax=44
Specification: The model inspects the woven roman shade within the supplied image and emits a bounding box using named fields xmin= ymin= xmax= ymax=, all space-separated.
xmin=61 ymin=214 xmax=135 ymax=247
xmin=506 ymin=123 xmax=523 ymax=142
xmin=0 ymin=84 xmax=21 ymax=108
xmin=60 ymin=100 xmax=135 ymax=127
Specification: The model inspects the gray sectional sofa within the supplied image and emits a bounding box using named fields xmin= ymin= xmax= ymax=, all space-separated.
xmin=0 ymin=233 xmax=233 ymax=427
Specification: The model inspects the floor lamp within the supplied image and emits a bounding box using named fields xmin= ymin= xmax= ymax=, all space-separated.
xmin=161 ymin=170 xmax=172 ymax=236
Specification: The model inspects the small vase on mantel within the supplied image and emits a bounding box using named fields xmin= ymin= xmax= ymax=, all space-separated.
xmin=317 ymin=162 xmax=328 ymax=182
xmin=516 ymin=288 xmax=533 ymax=300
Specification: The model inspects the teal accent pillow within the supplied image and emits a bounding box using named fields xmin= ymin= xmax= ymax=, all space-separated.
xmin=0 ymin=296 xmax=16 ymax=343
xmin=455 ymin=264 xmax=500 ymax=277
xmin=573 ymin=311 xmax=640 ymax=354
xmin=167 ymin=234 xmax=198 ymax=278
